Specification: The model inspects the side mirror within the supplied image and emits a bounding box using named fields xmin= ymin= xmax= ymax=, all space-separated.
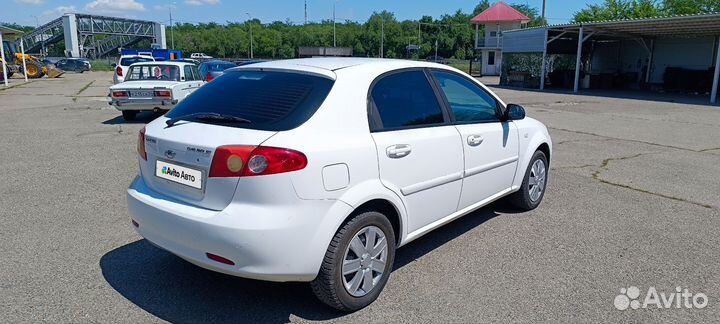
xmin=503 ymin=104 xmax=526 ymax=121
xmin=111 ymin=63 xmax=117 ymax=68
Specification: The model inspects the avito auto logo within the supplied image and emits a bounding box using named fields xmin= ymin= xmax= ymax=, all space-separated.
xmin=161 ymin=166 xmax=196 ymax=182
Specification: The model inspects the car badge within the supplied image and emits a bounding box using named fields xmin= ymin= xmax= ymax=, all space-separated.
xmin=164 ymin=150 xmax=177 ymax=159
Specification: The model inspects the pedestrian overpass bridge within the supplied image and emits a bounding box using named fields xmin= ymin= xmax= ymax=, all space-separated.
xmin=19 ymin=14 xmax=166 ymax=58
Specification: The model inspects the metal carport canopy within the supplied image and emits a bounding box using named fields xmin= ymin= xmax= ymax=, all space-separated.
xmin=530 ymin=13 xmax=720 ymax=105
xmin=547 ymin=13 xmax=720 ymax=37
xmin=1 ymin=25 xmax=25 ymax=86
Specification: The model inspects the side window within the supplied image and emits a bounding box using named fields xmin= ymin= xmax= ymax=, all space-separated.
xmin=431 ymin=70 xmax=499 ymax=123
xmin=370 ymin=70 xmax=445 ymax=130
xmin=184 ymin=65 xmax=195 ymax=81
xmin=191 ymin=66 xmax=200 ymax=81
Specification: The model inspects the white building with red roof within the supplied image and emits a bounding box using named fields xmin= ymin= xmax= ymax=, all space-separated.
xmin=471 ymin=1 xmax=530 ymax=75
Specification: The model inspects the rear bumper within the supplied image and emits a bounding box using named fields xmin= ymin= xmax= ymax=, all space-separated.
xmin=110 ymin=98 xmax=177 ymax=111
xmin=126 ymin=176 xmax=351 ymax=282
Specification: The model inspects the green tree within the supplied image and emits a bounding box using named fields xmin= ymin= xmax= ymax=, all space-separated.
xmin=512 ymin=4 xmax=548 ymax=26
xmin=473 ymin=0 xmax=491 ymax=15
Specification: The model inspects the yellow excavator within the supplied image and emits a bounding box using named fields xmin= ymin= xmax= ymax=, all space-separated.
xmin=0 ymin=40 xmax=64 ymax=80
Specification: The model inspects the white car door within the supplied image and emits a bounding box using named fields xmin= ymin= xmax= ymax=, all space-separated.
xmin=429 ymin=70 xmax=519 ymax=210
xmin=369 ymin=69 xmax=464 ymax=234
xmin=180 ymin=65 xmax=203 ymax=98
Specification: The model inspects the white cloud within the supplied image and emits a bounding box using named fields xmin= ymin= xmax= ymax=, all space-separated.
xmin=154 ymin=4 xmax=177 ymax=11
xmin=185 ymin=0 xmax=220 ymax=6
xmin=85 ymin=0 xmax=146 ymax=13
xmin=42 ymin=5 xmax=77 ymax=17
xmin=15 ymin=0 xmax=45 ymax=5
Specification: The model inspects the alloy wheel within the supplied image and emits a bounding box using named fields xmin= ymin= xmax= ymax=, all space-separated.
xmin=528 ymin=159 xmax=546 ymax=202
xmin=341 ymin=225 xmax=388 ymax=297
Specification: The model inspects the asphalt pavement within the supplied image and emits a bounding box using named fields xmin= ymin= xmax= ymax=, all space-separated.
xmin=1 ymin=72 xmax=719 ymax=323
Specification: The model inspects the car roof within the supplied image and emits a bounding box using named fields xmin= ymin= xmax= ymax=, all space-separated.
xmin=200 ymin=60 xmax=234 ymax=64
xmin=232 ymin=58 xmax=451 ymax=79
xmin=129 ymin=61 xmax=195 ymax=67
xmin=120 ymin=54 xmax=153 ymax=58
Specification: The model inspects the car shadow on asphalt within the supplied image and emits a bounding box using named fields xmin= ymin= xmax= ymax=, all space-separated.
xmin=100 ymin=202 xmax=512 ymax=323
xmin=102 ymin=111 xmax=164 ymax=125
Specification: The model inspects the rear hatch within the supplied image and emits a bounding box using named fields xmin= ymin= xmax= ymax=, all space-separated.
xmin=141 ymin=121 xmax=275 ymax=210
xmin=138 ymin=67 xmax=335 ymax=210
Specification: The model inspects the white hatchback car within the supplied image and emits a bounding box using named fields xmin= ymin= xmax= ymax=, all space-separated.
xmin=112 ymin=55 xmax=155 ymax=84
xmin=127 ymin=58 xmax=551 ymax=311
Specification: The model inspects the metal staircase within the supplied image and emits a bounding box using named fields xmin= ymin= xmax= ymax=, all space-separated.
xmin=16 ymin=14 xmax=162 ymax=58
xmin=95 ymin=34 xmax=144 ymax=57
xmin=19 ymin=17 xmax=64 ymax=54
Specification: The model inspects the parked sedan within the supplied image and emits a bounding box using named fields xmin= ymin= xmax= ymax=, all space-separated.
xmin=109 ymin=61 xmax=204 ymax=120
xmin=55 ymin=58 xmax=91 ymax=73
xmin=425 ymin=55 xmax=449 ymax=64
xmin=198 ymin=60 xmax=237 ymax=81
xmin=126 ymin=58 xmax=551 ymax=311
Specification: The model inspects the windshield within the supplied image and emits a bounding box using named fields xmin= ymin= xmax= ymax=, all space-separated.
xmin=126 ymin=65 xmax=181 ymax=82
xmin=166 ymin=70 xmax=334 ymax=131
xmin=120 ymin=57 xmax=153 ymax=66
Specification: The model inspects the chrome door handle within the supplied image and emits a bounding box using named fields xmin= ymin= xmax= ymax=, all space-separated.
xmin=467 ymin=135 xmax=484 ymax=146
xmin=386 ymin=144 xmax=412 ymax=158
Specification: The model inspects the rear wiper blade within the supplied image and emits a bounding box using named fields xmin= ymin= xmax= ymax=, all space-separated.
xmin=165 ymin=112 xmax=252 ymax=128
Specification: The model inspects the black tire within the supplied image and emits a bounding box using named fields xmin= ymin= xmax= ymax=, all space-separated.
xmin=24 ymin=61 xmax=45 ymax=78
xmin=506 ymin=150 xmax=548 ymax=211
xmin=311 ymin=211 xmax=396 ymax=312
xmin=122 ymin=110 xmax=138 ymax=121
xmin=7 ymin=72 xmax=14 ymax=78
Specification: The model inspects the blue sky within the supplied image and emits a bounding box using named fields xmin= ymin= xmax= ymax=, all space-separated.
xmin=4 ymin=0 xmax=603 ymax=26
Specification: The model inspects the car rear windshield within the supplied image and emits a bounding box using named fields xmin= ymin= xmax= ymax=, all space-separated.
xmin=166 ymin=70 xmax=334 ymax=131
xmin=120 ymin=57 xmax=153 ymax=66
xmin=203 ymin=62 xmax=236 ymax=72
xmin=126 ymin=65 xmax=181 ymax=81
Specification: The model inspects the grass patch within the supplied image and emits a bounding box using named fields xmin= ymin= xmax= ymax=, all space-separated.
xmin=90 ymin=60 xmax=115 ymax=72
xmin=448 ymin=62 xmax=470 ymax=73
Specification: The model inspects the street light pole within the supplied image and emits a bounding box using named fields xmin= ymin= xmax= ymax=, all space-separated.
xmin=380 ymin=16 xmax=384 ymax=58
xmin=246 ymin=13 xmax=254 ymax=59
xmin=168 ymin=4 xmax=175 ymax=49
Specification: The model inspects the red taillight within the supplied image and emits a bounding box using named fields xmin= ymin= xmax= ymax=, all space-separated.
xmin=205 ymin=73 xmax=214 ymax=81
xmin=137 ymin=127 xmax=147 ymax=160
xmin=208 ymin=145 xmax=307 ymax=178
xmin=112 ymin=90 xmax=129 ymax=98
xmin=206 ymin=252 xmax=235 ymax=265
xmin=116 ymin=66 xmax=123 ymax=76
xmin=248 ymin=146 xmax=308 ymax=176
xmin=154 ymin=90 xmax=171 ymax=97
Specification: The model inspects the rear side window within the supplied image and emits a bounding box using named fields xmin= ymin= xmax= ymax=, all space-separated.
xmin=120 ymin=57 xmax=153 ymax=66
xmin=166 ymin=70 xmax=334 ymax=131
xmin=370 ymin=70 xmax=445 ymax=130
xmin=183 ymin=66 xmax=196 ymax=81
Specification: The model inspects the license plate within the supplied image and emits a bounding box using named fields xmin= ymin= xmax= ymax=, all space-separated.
xmin=155 ymin=160 xmax=203 ymax=189
xmin=130 ymin=90 xmax=154 ymax=97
